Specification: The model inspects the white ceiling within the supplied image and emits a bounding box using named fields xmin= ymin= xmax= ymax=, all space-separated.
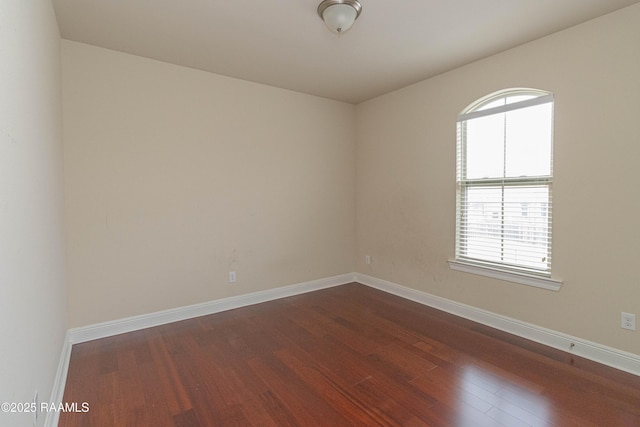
xmin=52 ymin=0 xmax=639 ymax=104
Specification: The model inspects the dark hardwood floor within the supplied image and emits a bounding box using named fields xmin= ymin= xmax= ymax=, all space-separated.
xmin=59 ymin=283 xmax=640 ymax=426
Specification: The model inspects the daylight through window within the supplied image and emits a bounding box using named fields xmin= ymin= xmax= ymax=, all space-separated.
xmin=455 ymin=89 xmax=554 ymax=277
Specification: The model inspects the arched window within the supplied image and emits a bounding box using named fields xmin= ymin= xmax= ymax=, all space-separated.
xmin=452 ymin=89 xmax=558 ymax=287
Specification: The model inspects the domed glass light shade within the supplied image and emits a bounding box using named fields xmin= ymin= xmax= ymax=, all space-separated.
xmin=317 ymin=0 xmax=362 ymax=34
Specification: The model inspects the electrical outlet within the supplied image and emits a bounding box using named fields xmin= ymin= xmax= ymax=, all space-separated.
xmin=621 ymin=312 xmax=636 ymax=331
xmin=365 ymin=255 xmax=371 ymax=265
xmin=228 ymin=271 xmax=236 ymax=283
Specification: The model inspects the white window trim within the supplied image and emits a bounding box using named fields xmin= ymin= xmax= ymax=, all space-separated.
xmin=457 ymin=93 xmax=554 ymax=122
xmin=454 ymin=88 xmax=560 ymax=290
xmin=448 ymin=259 xmax=562 ymax=291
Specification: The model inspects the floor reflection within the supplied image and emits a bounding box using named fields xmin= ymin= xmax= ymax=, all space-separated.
xmin=456 ymin=364 xmax=553 ymax=426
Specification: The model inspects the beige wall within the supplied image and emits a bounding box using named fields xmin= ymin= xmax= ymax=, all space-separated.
xmin=63 ymin=4 xmax=640 ymax=358
xmin=63 ymin=41 xmax=356 ymax=327
xmin=356 ymin=4 xmax=640 ymax=355
xmin=0 ymin=1 xmax=67 ymax=425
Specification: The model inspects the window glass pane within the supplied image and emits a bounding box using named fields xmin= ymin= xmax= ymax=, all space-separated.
xmin=465 ymin=114 xmax=504 ymax=179
xmin=456 ymin=89 xmax=553 ymax=277
xmin=506 ymin=94 xmax=537 ymax=104
xmin=505 ymin=103 xmax=552 ymax=177
xmin=461 ymin=186 xmax=550 ymax=271
xmin=462 ymin=186 xmax=503 ymax=263
xmin=476 ymin=93 xmax=536 ymax=111
xmin=477 ymin=98 xmax=505 ymax=111
xmin=503 ymin=186 xmax=550 ymax=270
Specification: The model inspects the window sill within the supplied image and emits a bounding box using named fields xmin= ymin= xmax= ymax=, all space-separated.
xmin=447 ymin=260 xmax=562 ymax=291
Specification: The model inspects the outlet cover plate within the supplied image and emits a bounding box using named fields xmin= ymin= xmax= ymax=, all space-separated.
xmin=621 ymin=312 xmax=636 ymax=331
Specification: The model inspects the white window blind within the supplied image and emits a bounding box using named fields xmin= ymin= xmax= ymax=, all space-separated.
xmin=455 ymin=89 xmax=554 ymax=277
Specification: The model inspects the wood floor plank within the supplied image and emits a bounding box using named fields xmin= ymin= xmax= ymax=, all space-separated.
xmin=366 ymin=341 xmax=439 ymax=381
xmin=146 ymin=334 xmax=193 ymax=416
xmin=135 ymin=359 xmax=176 ymax=427
xmin=246 ymin=354 xmax=350 ymax=426
xmin=59 ymin=283 xmax=640 ymax=426
xmin=273 ymin=347 xmax=385 ymax=426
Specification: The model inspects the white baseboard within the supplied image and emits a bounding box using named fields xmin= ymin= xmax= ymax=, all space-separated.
xmin=44 ymin=332 xmax=72 ymax=427
xmin=355 ymin=273 xmax=640 ymax=377
xmin=47 ymin=274 xmax=355 ymax=426
xmin=49 ymin=271 xmax=638 ymax=426
xmin=67 ymin=273 xmax=356 ymax=344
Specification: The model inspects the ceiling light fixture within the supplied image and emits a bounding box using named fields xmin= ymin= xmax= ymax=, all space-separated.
xmin=317 ymin=0 xmax=362 ymax=34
